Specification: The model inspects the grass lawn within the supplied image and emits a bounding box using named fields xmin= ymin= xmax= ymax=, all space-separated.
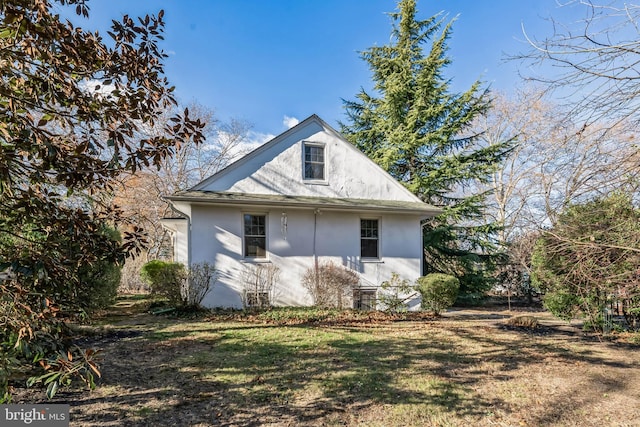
xmin=13 ymin=296 xmax=640 ymax=426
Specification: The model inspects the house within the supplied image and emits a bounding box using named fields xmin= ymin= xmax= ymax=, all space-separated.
xmin=161 ymin=115 xmax=440 ymax=310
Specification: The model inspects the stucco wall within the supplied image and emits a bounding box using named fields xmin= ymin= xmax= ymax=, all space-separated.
xmin=198 ymin=120 xmax=420 ymax=203
xmin=188 ymin=204 xmax=423 ymax=309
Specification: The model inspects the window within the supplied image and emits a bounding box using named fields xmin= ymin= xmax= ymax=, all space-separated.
xmin=353 ymin=289 xmax=377 ymax=310
xmin=243 ymin=214 xmax=266 ymax=258
xmin=303 ymin=143 xmax=325 ymax=180
xmin=245 ymin=291 xmax=270 ymax=308
xmin=360 ymin=219 xmax=379 ymax=259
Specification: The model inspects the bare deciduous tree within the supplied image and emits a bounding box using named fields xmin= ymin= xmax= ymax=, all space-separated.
xmin=476 ymin=89 xmax=640 ymax=295
xmin=515 ymin=0 xmax=640 ymax=128
xmin=113 ymin=102 xmax=254 ymax=289
xmin=479 ymin=89 xmax=640 ymax=240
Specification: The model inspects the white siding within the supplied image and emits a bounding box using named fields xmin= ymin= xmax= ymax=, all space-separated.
xmin=196 ymin=119 xmax=420 ymax=203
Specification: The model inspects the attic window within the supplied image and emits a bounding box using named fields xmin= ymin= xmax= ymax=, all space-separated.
xmin=303 ymin=143 xmax=325 ymax=181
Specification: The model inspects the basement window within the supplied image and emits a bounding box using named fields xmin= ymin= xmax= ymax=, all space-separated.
xmin=245 ymin=291 xmax=270 ymax=308
xmin=353 ymin=289 xmax=377 ymax=310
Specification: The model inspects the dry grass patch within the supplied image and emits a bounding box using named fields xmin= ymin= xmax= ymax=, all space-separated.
xmin=11 ymin=301 xmax=640 ymax=426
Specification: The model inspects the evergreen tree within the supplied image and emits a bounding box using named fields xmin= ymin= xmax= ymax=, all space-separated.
xmin=341 ymin=0 xmax=512 ymax=294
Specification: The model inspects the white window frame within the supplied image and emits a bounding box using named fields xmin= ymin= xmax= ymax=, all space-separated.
xmin=242 ymin=213 xmax=268 ymax=260
xmin=360 ymin=217 xmax=381 ymax=261
xmin=302 ymin=141 xmax=327 ymax=184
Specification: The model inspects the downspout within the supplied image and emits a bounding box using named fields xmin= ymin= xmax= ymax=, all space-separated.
xmin=313 ymin=208 xmax=321 ymax=289
xmin=420 ymin=219 xmax=427 ymax=277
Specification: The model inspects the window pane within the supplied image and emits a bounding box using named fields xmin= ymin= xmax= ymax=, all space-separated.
xmin=360 ymin=219 xmax=379 ymax=258
xmin=312 ymin=164 xmax=324 ymax=180
xmin=304 ymin=163 xmax=314 ymax=179
xmin=354 ymin=290 xmax=376 ymax=310
xmin=244 ymin=214 xmax=266 ymax=258
xmin=247 ymin=292 xmax=270 ymax=308
xmin=305 ymin=163 xmax=324 ymax=180
xmin=360 ymin=219 xmax=378 ymax=238
xmin=361 ymin=238 xmax=378 ymax=258
xmin=244 ymin=214 xmax=252 ymax=234
xmin=304 ymin=145 xmax=324 ymax=180
xmin=244 ymin=236 xmax=266 ymax=257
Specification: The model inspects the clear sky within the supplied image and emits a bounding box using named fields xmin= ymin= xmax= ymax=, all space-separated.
xmin=60 ymin=0 xmax=583 ymax=139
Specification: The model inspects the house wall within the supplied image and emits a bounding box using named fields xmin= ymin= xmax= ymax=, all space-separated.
xmin=197 ymin=120 xmax=420 ymax=203
xmin=189 ymin=204 xmax=423 ymax=309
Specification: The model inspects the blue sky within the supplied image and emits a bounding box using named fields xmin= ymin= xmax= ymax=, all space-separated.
xmin=61 ymin=0 xmax=582 ymax=138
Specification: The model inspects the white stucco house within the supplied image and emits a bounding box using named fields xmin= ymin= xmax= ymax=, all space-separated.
xmin=161 ymin=114 xmax=440 ymax=310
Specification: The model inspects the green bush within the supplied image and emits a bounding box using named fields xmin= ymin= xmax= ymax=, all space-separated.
xmin=531 ymin=193 xmax=640 ymax=331
xmin=75 ymin=227 xmax=123 ymax=313
xmin=542 ymin=290 xmax=580 ymax=321
xmin=416 ymin=273 xmax=460 ymax=315
xmin=76 ymin=260 xmax=121 ymax=313
xmin=140 ymin=260 xmax=186 ymax=306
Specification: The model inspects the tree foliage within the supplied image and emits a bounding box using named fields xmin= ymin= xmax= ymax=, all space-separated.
xmin=531 ymin=193 xmax=640 ymax=329
xmin=0 ymin=0 xmax=204 ymax=294
xmin=0 ymin=0 xmax=204 ymax=400
xmin=113 ymin=103 xmax=253 ymax=265
xmin=476 ymin=89 xmax=640 ymax=295
xmin=341 ymin=0 xmax=513 ymax=295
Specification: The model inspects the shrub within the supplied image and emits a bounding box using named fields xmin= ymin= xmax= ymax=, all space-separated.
xmin=379 ymin=272 xmax=414 ymax=313
xmin=302 ymin=261 xmax=360 ymax=308
xmin=76 ymin=259 xmax=122 ymax=314
xmin=416 ymin=273 xmax=460 ymax=315
xmin=185 ymin=262 xmax=217 ymax=307
xmin=241 ymin=263 xmax=280 ymax=309
xmin=542 ymin=290 xmax=580 ymax=321
xmin=140 ymin=260 xmax=186 ymax=306
xmin=531 ymin=193 xmax=640 ymax=330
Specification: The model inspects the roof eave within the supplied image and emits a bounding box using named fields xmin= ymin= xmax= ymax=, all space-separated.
xmin=164 ymin=194 xmax=440 ymax=216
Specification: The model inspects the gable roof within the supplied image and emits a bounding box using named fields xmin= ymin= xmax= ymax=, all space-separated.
xmin=190 ymin=115 xmax=326 ymax=192
xmin=172 ymin=114 xmax=439 ymax=215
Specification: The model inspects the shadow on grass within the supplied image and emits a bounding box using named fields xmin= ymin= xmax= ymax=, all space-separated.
xmin=43 ymin=313 xmax=640 ymax=426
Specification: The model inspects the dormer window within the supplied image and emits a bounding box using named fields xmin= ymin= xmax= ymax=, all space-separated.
xmin=303 ymin=142 xmax=325 ymax=181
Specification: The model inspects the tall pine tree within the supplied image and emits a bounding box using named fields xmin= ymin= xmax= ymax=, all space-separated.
xmin=341 ymin=0 xmax=512 ymax=295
